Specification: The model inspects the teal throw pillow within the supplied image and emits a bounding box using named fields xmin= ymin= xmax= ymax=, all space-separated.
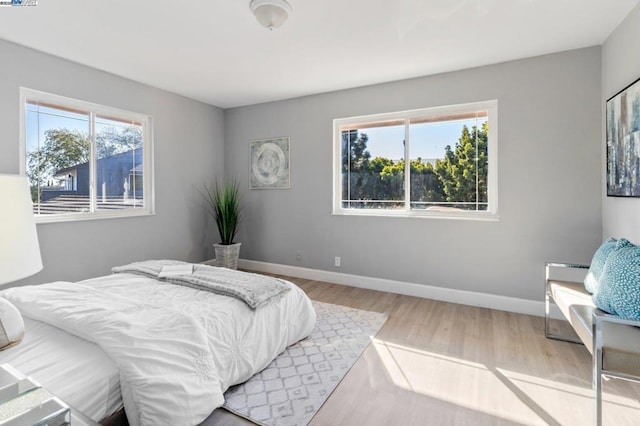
xmin=584 ymin=238 xmax=630 ymax=294
xmin=593 ymin=244 xmax=640 ymax=321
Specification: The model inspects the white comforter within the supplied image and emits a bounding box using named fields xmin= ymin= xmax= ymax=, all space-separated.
xmin=2 ymin=272 xmax=316 ymax=426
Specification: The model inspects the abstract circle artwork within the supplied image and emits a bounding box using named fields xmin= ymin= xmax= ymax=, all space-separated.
xmin=250 ymin=137 xmax=290 ymax=189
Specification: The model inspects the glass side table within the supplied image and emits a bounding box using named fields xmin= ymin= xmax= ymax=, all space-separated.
xmin=0 ymin=364 xmax=70 ymax=426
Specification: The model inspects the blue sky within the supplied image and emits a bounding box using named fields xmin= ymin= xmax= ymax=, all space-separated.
xmin=25 ymin=104 xmax=89 ymax=154
xmin=363 ymin=118 xmax=484 ymax=161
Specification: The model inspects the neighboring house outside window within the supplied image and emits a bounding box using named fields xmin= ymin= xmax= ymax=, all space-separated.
xmin=20 ymin=88 xmax=154 ymax=222
xmin=333 ymin=100 xmax=498 ymax=220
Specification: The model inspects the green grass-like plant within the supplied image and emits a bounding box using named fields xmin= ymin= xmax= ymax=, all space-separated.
xmin=203 ymin=179 xmax=242 ymax=245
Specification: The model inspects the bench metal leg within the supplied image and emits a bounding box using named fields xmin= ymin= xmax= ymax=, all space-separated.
xmin=545 ymin=287 xmax=551 ymax=338
xmin=593 ymin=314 xmax=603 ymax=426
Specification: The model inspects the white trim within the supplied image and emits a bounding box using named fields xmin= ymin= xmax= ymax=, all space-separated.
xmin=89 ymin=110 xmax=97 ymax=213
xmin=18 ymin=90 xmax=27 ymax=175
xmin=333 ymin=100 xmax=498 ymax=220
xmin=34 ymin=208 xmax=154 ymax=224
xmin=239 ymin=259 xmax=552 ymax=318
xmin=18 ymin=87 xmax=155 ymax=222
xmin=331 ymin=209 xmax=500 ymax=221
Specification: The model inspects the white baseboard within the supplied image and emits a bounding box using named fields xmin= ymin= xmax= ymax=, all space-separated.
xmin=239 ymin=259 xmax=553 ymax=318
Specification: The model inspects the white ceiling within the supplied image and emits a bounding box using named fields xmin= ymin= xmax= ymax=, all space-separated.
xmin=0 ymin=0 xmax=638 ymax=109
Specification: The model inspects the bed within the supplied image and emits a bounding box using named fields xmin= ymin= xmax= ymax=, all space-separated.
xmin=0 ymin=260 xmax=316 ymax=426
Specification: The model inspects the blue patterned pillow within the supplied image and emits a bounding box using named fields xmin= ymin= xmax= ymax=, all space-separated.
xmin=584 ymin=238 xmax=630 ymax=294
xmin=593 ymin=244 xmax=640 ymax=321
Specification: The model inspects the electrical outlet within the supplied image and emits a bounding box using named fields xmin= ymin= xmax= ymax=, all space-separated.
xmin=296 ymin=251 xmax=302 ymax=261
xmin=334 ymin=256 xmax=341 ymax=267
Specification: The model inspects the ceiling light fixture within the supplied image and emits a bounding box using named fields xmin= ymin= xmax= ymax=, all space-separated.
xmin=249 ymin=0 xmax=292 ymax=31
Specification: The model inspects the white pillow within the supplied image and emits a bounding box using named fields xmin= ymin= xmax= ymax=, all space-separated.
xmin=0 ymin=297 xmax=24 ymax=350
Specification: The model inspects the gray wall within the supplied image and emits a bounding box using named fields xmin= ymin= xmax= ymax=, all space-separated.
xmin=0 ymin=39 xmax=225 ymax=286
xmin=225 ymin=47 xmax=603 ymax=301
xmin=602 ymin=3 xmax=640 ymax=242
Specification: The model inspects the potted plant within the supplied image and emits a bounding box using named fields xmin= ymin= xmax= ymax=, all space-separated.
xmin=204 ymin=179 xmax=242 ymax=269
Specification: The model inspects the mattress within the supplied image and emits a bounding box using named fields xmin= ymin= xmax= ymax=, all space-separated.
xmin=0 ymin=317 xmax=122 ymax=425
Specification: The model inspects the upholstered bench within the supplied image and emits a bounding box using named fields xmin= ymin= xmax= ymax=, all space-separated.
xmin=545 ymin=262 xmax=640 ymax=425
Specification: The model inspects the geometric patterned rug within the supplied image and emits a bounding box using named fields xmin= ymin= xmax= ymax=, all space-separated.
xmin=222 ymin=301 xmax=388 ymax=426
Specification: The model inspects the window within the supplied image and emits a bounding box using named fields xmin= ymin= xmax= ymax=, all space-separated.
xmin=333 ymin=100 xmax=498 ymax=220
xmin=20 ymin=88 xmax=154 ymax=222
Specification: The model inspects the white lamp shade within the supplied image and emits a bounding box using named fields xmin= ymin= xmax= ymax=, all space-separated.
xmin=0 ymin=174 xmax=42 ymax=285
xmin=250 ymin=0 xmax=292 ymax=30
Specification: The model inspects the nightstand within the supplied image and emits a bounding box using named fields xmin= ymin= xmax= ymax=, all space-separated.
xmin=0 ymin=364 xmax=70 ymax=426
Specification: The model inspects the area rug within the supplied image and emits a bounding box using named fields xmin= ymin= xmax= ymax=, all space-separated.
xmin=222 ymin=301 xmax=388 ymax=426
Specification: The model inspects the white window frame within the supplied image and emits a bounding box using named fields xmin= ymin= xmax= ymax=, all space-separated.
xmin=333 ymin=100 xmax=498 ymax=220
xmin=19 ymin=87 xmax=155 ymax=223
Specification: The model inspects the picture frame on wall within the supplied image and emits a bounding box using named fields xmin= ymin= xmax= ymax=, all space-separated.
xmin=606 ymin=76 xmax=640 ymax=197
xmin=249 ymin=137 xmax=290 ymax=189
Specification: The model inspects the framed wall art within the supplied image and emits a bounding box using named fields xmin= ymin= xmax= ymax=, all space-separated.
xmin=249 ymin=137 xmax=290 ymax=189
xmin=606 ymin=76 xmax=640 ymax=197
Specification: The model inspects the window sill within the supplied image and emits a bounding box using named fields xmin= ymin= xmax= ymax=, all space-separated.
xmin=34 ymin=209 xmax=154 ymax=224
xmin=332 ymin=209 xmax=499 ymax=221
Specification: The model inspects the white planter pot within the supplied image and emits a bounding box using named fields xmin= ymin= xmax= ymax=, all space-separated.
xmin=213 ymin=243 xmax=241 ymax=270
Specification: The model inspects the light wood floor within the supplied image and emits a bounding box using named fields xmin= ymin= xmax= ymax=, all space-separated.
xmin=208 ymin=276 xmax=640 ymax=425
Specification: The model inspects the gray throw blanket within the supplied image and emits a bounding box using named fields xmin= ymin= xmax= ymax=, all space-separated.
xmin=112 ymin=260 xmax=290 ymax=309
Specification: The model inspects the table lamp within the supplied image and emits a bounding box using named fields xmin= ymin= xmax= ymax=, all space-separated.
xmin=0 ymin=174 xmax=42 ymax=349
xmin=0 ymin=174 xmax=42 ymax=285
